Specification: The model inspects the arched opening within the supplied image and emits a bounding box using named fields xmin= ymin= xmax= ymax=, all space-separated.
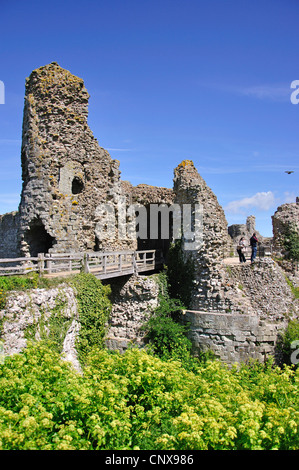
xmin=24 ymin=218 xmax=56 ymax=257
xmin=72 ymin=176 xmax=84 ymax=195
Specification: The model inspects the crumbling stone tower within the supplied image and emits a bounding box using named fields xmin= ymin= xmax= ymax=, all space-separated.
xmin=173 ymin=160 xmax=233 ymax=311
xmin=18 ymin=62 xmax=130 ymax=256
xmin=272 ymin=198 xmax=299 ymax=256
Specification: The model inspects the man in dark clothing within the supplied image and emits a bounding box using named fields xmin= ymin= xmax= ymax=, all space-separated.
xmin=250 ymin=233 xmax=258 ymax=263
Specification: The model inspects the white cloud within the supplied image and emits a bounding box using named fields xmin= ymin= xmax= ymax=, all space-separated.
xmin=199 ymin=81 xmax=291 ymax=102
xmin=225 ymin=191 xmax=276 ymax=214
xmin=237 ymin=85 xmax=290 ymax=102
xmin=283 ymin=191 xmax=296 ymax=203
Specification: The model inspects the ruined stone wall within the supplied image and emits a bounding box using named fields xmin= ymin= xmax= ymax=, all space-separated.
xmin=226 ymin=258 xmax=297 ymax=320
xmin=228 ymin=215 xmax=266 ymax=251
xmin=0 ymin=62 xmax=180 ymax=259
xmin=0 ymin=285 xmax=81 ymax=371
xmin=0 ymin=212 xmax=20 ymax=258
xmin=181 ymin=310 xmax=285 ymax=365
xmin=18 ymin=62 xmax=135 ymax=256
xmin=121 ymin=181 xmax=174 ymax=206
xmin=179 ymin=257 xmax=298 ymax=364
xmin=173 ymin=160 xmax=233 ymax=312
xmin=0 ymin=275 xmax=160 ymax=367
xmin=105 ymin=274 xmax=159 ymax=351
xmin=272 ymin=199 xmax=299 ymax=256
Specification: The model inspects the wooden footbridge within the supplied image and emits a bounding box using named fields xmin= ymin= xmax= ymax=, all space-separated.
xmin=0 ymin=250 xmax=164 ymax=280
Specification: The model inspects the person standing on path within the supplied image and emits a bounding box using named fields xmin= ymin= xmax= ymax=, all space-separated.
xmin=250 ymin=233 xmax=258 ymax=263
xmin=237 ymin=237 xmax=246 ymax=263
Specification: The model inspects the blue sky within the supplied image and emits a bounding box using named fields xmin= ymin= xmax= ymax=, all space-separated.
xmin=0 ymin=0 xmax=298 ymax=236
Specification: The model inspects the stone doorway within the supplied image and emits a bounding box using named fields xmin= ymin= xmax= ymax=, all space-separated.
xmin=24 ymin=217 xmax=56 ymax=257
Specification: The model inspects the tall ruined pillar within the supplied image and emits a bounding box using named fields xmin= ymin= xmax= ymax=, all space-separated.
xmin=246 ymin=215 xmax=256 ymax=235
xmin=173 ymin=160 xmax=232 ymax=311
xmin=18 ymin=62 xmax=131 ymax=256
xmin=272 ymin=199 xmax=299 ymax=256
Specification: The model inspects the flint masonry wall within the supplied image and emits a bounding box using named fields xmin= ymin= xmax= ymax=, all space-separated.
xmin=0 ymin=212 xmax=20 ymax=258
xmin=173 ymin=160 xmax=236 ymax=313
xmin=272 ymin=198 xmax=299 ymax=256
xmin=105 ymin=274 xmax=159 ymax=352
xmin=181 ymin=258 xmax=298 ymax=364
xmin=181 ymin=310 xmax=282 ymax=364
xmin=0 ymin=275 xmax=160 ymax=369
xmin=18 ymin=62 xmax=134 ymax=256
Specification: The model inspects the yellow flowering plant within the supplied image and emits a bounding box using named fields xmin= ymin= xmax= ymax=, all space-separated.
xmin=0 ymin=342 xmax=298 ymax=450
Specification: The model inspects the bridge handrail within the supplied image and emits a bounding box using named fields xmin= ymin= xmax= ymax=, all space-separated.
xmin=0 ymin=249 xmax=163 ymax=278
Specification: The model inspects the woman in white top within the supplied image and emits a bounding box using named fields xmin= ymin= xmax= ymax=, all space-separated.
xmin=237 ymin=237 xmax=246 ymax=263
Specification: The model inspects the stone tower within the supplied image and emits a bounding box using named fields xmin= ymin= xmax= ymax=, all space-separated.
xmin=173 ymin=160 xmax=232 ymax=311
xmin=18 ymin=62 xmax=131 ymax=256
xmin=272 ymin=198 xmax=299 ymax=256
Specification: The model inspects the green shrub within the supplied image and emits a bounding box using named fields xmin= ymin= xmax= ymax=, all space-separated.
xmin=0 ymin=273 xmax=66 ymax=310
xmin=141 ymin=272 xmax=199 ymax=371
xmin=69 ymin=273 xmax=112 ymax=365
xmin=283 ymin=225 xmax=299 ymax=261
xmin=166 ymin=239 xmax=194 ymax=308
xmin=0 ymin=342 xmax=298 ymax=450
xmin=277 ymin=319 xmax=299 ymax=367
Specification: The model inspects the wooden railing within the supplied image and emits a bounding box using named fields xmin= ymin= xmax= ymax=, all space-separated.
xmin=0 ymin=250 xmax=164 ymax=280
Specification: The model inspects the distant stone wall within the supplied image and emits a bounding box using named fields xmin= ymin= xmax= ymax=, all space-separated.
xmin=121 ymin=181 xmax=174 ymax=206
xmin=0 ymin=212 xmax=20 ymax=258
xmin=228 ymin=215 xmax=266 ymax=250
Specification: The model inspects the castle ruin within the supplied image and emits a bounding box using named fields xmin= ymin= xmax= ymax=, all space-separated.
xmin=0 ymin=63 xmax=298 ymax=364
xmin=0 ymin=62 xmax=231 ymax=264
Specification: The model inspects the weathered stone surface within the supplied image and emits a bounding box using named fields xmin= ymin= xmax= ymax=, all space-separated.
xmin=121 ymin=181 xmax=174 ymax=206
xmin=173 ymin=160 xmax=235 ymax=312
xmin=180 ymin=310 xmax=287 ymax=365
xmin=228 ymin=215 xmax=267 ymax=250
xmin=16 ymin=62 xmax=134 ymax=255
xmin=226 ymin=258 xmax=297 ymax=320
xmin=0 ymin=212 xmax=20 ymax=258
xmin=0 ymin=274 xmax=160 ymax=365
xmin=272 ymin=199 xmax=299 ymax=256
xmin=106 ymin=274 xmax=159 ymax=351
xmin=177 ymin=256 xmax=298 ymax=365
xmin=0 ymin=285 xmax=81 ymax=370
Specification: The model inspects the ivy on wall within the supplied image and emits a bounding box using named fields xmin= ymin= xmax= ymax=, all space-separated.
xmin=165 ymin=239 xmax=195 ymax=308
xmin=24 ymin=291 xmax=72 ymax=354
xmin=0 ymin=272 xmax=112 ymax=367
xmin=69 ymin=273 xmax=112 ymax=365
